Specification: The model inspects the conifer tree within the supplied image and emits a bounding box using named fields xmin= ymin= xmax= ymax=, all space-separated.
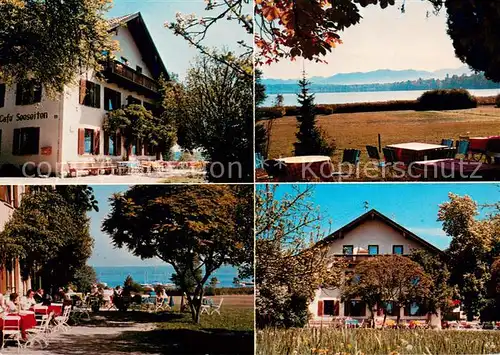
xmin=294 ymin=71 xmax=335 ymax=157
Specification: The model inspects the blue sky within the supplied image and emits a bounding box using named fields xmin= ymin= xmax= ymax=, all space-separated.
xmin=261 ymin=1 xmax=465 ymax=79
xmin=107 ymin=0 xmax=251 ymax=80
xmin=261 ymin=183 xmax=500 ymax=250
xmin=86 ymin=184 xmax=168 ymax=267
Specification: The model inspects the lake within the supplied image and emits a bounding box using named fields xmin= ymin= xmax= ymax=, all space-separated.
xmin=93 ymin=265 xmax=243 ymax=288
xmin=262 ymin=89 xmax=500 ymax=107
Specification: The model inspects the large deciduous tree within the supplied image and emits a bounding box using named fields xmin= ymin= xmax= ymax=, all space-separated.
xmin=0 ymin=0 xmax=117 ymax=95
xmin=342 ymin=255 xmax=432 ymax=326
xmin=0 ymin=186 xmax=96 ymax=292
xmin=101 ymin=185 xmax=253 ymax=323
xmin=256 ymin=184 xmax=345 ymax=328
xmin=438 ymin=193 xmax=499 ymax=320
xmin=170 ymin=54 xmax=253 ymax=183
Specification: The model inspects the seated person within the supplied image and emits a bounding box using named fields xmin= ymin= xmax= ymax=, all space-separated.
xmin=41 ymin=293 xmax=52 ymax=306
xmin=5 ymin=293 xmax=19 ymax=312
xmin=24 ymin=289 xmax=37 ymax=308
xmin=34 ymin=288 xmax=44 ymax=303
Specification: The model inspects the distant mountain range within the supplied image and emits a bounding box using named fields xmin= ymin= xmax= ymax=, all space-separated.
xmin=263 ymin=66 xmax=474 ymax=86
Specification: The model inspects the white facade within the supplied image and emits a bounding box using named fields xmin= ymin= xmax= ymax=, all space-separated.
xmin=0 ymin=15 xmax=164 ymax=176
xmin=309 ymin=210 xmax=442 ymax=326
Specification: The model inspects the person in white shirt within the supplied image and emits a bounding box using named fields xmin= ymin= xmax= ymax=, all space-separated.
xmin=24 ymin=289 xmax=38 ymax=309
xmin=5 ymin=293 xmax=19 ymax=312
xmin=0 ymin=294 xmax=5 ymax=314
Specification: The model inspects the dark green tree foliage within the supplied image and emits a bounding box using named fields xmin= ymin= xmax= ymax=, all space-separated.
xmin=294 ymin=72 xmax=335 ymax=157
xmin=409 ymin=249 xmax=456 ymax=316
xmin=173 ymin=54 xmax=253 ymax=182
xmin=104 ymin=104 xmax=170 ymax=160
xmin=171 ymin=257 xmax=203 ymax=294
xmin=417 ymin=89 xmax=477 ymax=111
xmin=102 ymin=185 xmax=253 ymax=323
xmin=445 ymin=1 xmax=500 ymax=83
xmin=123 ymin=275 xmax=143 ymax=294
xmin=255 ymin=69 xmax=268 ymax=156
xmin=72 ymin=264 xmax=97 ymax=293
xmin=0 ymin=0 xmax=116 ymax=95
xmin=0 ymin=187 xmax=95 ymax=292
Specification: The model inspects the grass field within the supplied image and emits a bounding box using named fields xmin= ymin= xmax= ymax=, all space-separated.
xmin=263 ymin=106 xmax=500 ymax=171
xmin=257 ymin=328 xmax=500 ymax=355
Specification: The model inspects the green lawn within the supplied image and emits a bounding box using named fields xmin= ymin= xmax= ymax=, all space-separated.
xmin=257 ymin=328 xmax=500 ymax=355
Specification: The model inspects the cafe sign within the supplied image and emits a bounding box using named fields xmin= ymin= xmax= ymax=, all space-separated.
xmin=0 ymin=111 xmax=49 ymax=123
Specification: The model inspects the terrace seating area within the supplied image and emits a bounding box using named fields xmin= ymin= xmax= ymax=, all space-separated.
xmin=259 ymin=135 xmax=500 ymax=181
xmin=66 ymin=160 xmax=207 ymax=178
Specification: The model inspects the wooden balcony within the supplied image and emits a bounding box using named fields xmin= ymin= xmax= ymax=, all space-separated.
xmin=104 ymin=60 xmax=159 ymax=97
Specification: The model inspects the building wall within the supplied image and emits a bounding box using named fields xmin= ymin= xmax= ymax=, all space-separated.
xmin=309 ymin=218 xmax=437 ymax=323
xmin=0 ymin=24 xmax=159 ymax=175
xmin=326 ymin=219 xmax=423 ymax=256
xmin=113 ymin=26 xmax=153 ymax=78
xmin=0 ymin=89 xmax=63 ymax=174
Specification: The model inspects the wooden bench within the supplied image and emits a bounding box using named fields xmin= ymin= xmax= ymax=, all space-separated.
xmin=67 ymin=161 xmax=118 ymax=177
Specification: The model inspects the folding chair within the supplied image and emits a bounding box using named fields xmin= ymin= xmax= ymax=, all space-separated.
xmin=53 ymin=306 xmax=71 ymax=333
xmin=1 ymin=315 xmax=22 ymax=352
xmin=456 ymin=140 xmax=469 ymax=159
xmin=210 ymin=298 xmax=223 ymax=316
xmin=441 ymin=139 xmax=454 ymax=148
xmin=25 ymin=312 xmax=53 ymax=349
xmin=200 ymin=304 xmax=211 ymax=315
xmin=331 ymin=149 xmax=361 ymax=179
xmin=366 ymin=145 xmax=385 ymax=167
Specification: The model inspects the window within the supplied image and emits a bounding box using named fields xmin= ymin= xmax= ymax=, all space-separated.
xmin=84 ymin=129 xmax=94 ymax=154
xmin=136 ymin=65 xmax=143 ymax=74
xmin=80 ymin=80 xmax=101 ymax=108
xmin=104 ymin=132 xmax=120 ymax=156
xmin=127 ymin=96 xmax=141 ymax=106
xmin=393 ymin=245 xmax=404 ymax=255
xmin=323 ymin=300 xmax=340 ymax=316
xmin=104 ymin=88 xmax=121 ymax=111
xmin=382 ymin=301 xmax=399 ymax=317
xmin=344 ymin=300 xmax=366 ymax=317
xmin=0 ymin=84 xmax=5 ymax=108
xmin=404 ymin=302 xmax=427 ymax=317
xmin=13 ymin=127 xmax=40 ymax=155
xmin=0 ymin=129 xmax=2 ymax=154
xmin=368 ymin=245 xmax=379 ymax=255
xmin=343 ymin=245 xmax=353 ymax=255
xmin=16 ymin=82 xmax=42 ymax=106
xmin=108 ymin=134 xmax=115 ymax=156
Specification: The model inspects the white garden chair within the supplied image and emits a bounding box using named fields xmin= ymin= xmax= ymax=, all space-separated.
xmin=1 ymin=315 xmax=22 ymax=352
xmin=25 ymin=311 xmax=53 ymax=348
xmin=53 ymin=306 xmax=71 ymax=333
xmin=210 ymin=298 xmax=223 ymax=316
xmin=200 ymin=304 xmax=211 ymax=315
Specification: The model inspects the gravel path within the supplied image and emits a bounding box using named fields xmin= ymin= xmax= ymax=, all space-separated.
xmin=1 ymin=322 xmax=161 ymax=355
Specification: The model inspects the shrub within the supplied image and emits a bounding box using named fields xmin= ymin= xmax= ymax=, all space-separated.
xmin=204 ymin=287 xmax=254 ymax=296
xmin=123 ymin=275 xmax=143 ymax=294
xmin=256 ymin=106 xmax=286 ymax=119
xmin=417 ymin=89 xmax=478 ymax=110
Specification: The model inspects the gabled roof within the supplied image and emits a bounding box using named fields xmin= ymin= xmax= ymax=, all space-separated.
xmin=317 ymin=209 xmax=443 ymax=255
xmin=107 ymin=12 xmax=169 ymax=81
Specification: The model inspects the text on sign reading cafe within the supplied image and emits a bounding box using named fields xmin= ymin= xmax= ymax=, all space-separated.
xmin=0 ymin=111 xmax=50 ymax=123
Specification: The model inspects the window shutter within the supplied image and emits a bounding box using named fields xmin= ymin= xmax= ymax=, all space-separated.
xmin=0 ymin=186 xmax=6 ymax=202
xmin=0 ymin=84 xmax=5 ymax=108
xmin=12 ymin=128 xmax=20 ymax=155
xmin=318 ymin=301 xmax=324 ymax=316
xmin=138 ymin=140 xmax=143 ymax=156
xmin=15 ymin=84 xmax=22 ymax=105
xmin=34 ymin=85 xmax=42 ymax=103
xmin=334 ymin=301 xmax=339 ymax=316
xmin=13 ymin=186 xmax=19 ymax=208
xmin=103 ymin=132 xmax=109 ymax=155
xmin=143 ymin=142 xmax=149 ymax=156
xmin=95 ymin=84 xmax=101 ymax=109
xmin=94 ymin=129 xmax=100 ymax=155
xmin=116 ymin=133 xmax=122 ymax=156
xmin=79 ymin=80 xmax=86 ymax=105
xmin=78 ymin=128 xmax=85 ymax=155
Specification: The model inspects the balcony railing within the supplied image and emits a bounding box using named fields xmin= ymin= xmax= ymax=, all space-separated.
xmin=106 ymin=60 xmax=158 ymax=93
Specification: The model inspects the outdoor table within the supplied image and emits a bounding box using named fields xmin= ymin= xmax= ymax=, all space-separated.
xmin=30 ymin=304 xmax=63 ymax=316
xmin=412 ymin=159 xmax=500 ymax=180
xmin=345 ymin=319 xmax=359 ymax=328
xmin=276 ymin=156 xmax=332 ymax=181
xmin=386 ymin=142 xmax=448 ymax=164
xmin=0 ymin=311 xmax=37 ymax=339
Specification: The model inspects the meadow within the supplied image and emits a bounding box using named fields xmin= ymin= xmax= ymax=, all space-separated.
xmin=257 ymin=328 xmax=500 ymax=355
xmin=262 ymin=106 xmax=500 ymax=176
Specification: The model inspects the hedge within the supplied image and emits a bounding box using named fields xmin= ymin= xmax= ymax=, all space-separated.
xmin=416 ymin=89 xmax=477 ymax=110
